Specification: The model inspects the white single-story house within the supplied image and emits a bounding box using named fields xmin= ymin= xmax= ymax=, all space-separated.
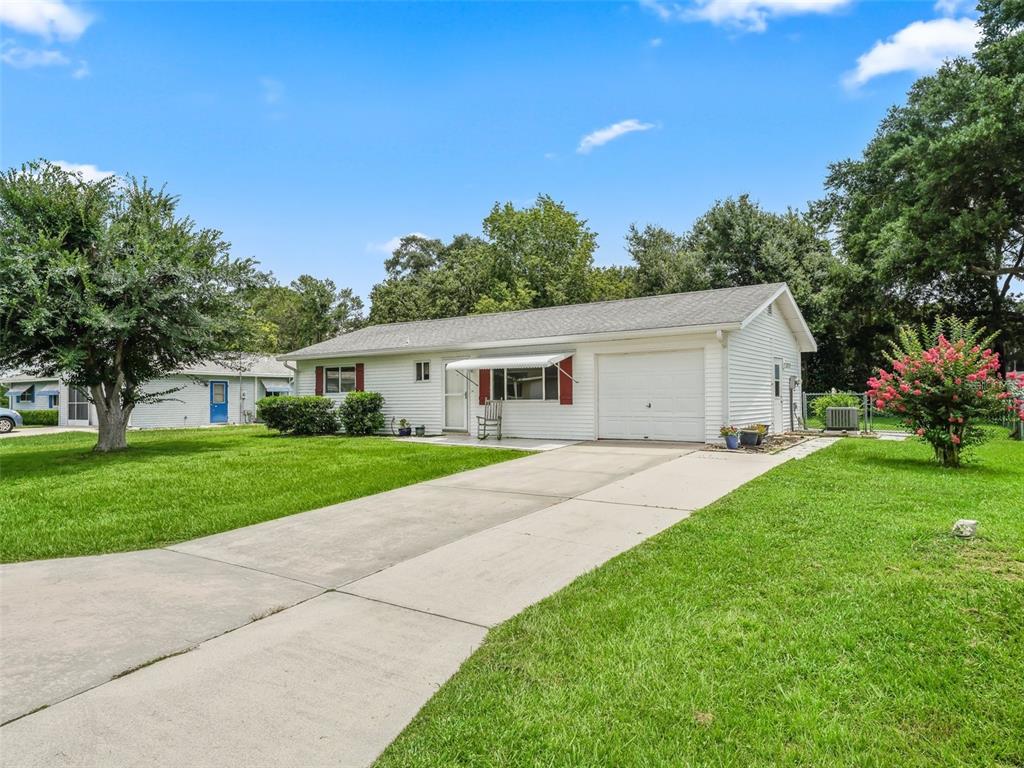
xmin=281 ymin=282 xmax=816 ymax=443
xmin=2 ymin=356 xmax=293 ymax=429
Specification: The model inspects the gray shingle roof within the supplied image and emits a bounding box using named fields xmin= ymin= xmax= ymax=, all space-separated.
xmin=284 ymin=283 xmax=789 ymax=359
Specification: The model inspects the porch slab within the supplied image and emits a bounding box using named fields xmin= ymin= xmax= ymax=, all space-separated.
xmin=0 ymin=593 xmax=485 ymax=768
xmin=0 ymin=549 xmax=320 ymax=725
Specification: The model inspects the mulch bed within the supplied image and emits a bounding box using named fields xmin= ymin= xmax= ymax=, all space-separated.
xmin=704 ymin=433 xmax=810 ymax=455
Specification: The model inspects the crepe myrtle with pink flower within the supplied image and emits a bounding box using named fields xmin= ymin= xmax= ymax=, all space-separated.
xmin=867 ymin=318 xmax=1024 ymax=468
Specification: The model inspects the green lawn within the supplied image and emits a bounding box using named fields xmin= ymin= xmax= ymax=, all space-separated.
xmin=376 ymin=432 xmax=1024 ymax=768
xmin=0 ymin=427 xmax=527 ymax=563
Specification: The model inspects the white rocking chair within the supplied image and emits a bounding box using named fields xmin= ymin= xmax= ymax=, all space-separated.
xmin=477 ymin=399 xmax=503 ymax=440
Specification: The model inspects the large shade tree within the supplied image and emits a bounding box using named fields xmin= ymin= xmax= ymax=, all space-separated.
xmin=820 ymin=0 xmax=1024 ymax=373
xmin=627 ymin=196 xmax=845 ymax=388
xmin=0 ymin=161 xmax=266 ymax=451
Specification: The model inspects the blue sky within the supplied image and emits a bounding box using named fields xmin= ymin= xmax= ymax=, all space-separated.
xmin=1 ymin=0 xmax=981 ymax=301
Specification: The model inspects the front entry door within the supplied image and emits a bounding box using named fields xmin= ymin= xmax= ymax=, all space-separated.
xmin=210 ymin=381 xmax=229 ymax=424
xmin=443 ymin=361 xmax=468 ymax=431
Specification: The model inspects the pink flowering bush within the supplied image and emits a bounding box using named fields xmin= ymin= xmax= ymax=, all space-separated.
xmin=867 ymin=318 xmax=1024 ymax=468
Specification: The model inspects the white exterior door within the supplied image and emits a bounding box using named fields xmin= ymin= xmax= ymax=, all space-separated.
xmin=772 ymin=357 xmax=784 ymax=432
xmin=597 ymin=350 xmax=705 ymax=441
xmin=443 ymin=361 xmax=468 ymax=431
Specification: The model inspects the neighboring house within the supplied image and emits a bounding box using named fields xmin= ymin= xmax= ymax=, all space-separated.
xmin=281 ymin=282 xmax=816 ymax=443
xmin=1 ymin=356 xmax=293 ymax=429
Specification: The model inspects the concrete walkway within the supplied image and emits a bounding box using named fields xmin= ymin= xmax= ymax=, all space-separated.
xmin=0 ymin=425 xmax=96 ymax=439
xmin=0 ymin=437 xmax=836 ymax=767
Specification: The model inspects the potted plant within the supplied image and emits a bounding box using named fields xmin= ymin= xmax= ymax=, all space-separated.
xmin=414 ymin=424 xmax=426 ymax=437
xmin=397 ymin=418 xmax=412 ymax=437
xmin=720 ymin=425 xmax=739 ymax=450
xmin=740 ymin=424 xmax=767 ymax=447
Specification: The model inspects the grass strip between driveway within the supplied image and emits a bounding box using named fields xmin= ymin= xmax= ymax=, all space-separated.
xmin=375 ymin=431 xmax=1023 ymax=767
xmin=0 ymin=426 xmax=528 ymax=563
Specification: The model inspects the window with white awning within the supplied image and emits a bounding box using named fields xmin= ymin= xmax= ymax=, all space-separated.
xmin=445 ymin=352 xmax=576 ymax=402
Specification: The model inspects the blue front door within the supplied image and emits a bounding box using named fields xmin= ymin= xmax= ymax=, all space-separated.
xmin=210 ymin=381 xmax=228 ymax=424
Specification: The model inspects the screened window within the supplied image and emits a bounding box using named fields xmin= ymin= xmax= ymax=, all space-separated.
xmin=324 ymin=366 xmax=356 ymax=394
xmin=68 ymin=386 xmax=89 ymax=422
xmin=415 ymin=361 xmax=430 ymax=382
xmin=491 ymin=366 xmax=559 ymax=401
xmin=773 ymin=363 xmax=782 ymax=398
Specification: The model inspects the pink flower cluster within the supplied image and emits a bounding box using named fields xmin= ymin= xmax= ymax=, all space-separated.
xmin=867 ymin=336 xmax=1024 ymax=457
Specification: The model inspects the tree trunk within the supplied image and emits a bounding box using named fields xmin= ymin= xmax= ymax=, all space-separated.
xmin=91 ymin=383 xmax=132 ymax=452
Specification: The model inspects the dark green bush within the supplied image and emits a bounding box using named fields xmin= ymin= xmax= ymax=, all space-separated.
xmin=17 ymin=409 xmax=58 ymax=426
xmin=256 ymin=395 xmax=339 ymax=436
xmin=339 ymin=391 xmax=385 ymax=436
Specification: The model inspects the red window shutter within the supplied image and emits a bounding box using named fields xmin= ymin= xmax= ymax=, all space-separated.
xmin=355 ymin=363 xmax=365 ymax=391
xmin=315 ymin=366 xmax=324 ymax=396
xmin=478 ymin=369 xmax=490 ymax=405
xmin=558 ymin=356 xmax=573 ymax=405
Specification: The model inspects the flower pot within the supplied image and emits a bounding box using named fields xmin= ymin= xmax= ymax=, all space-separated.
xmin=414 ymin=425 xmax=426 ymax=437
xmin=398 ymin=427 xmax=412 ymax=437
xmin=739 ymin=430 xmax=759 ymax=447
xmin=724 ymin=434 xmax=739 ymax=450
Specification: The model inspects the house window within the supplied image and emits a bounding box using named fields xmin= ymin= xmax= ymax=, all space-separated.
xmin=49 ymin=394 xmax=59 ymax=408
xmin=263 ymin=390 xmax=282 ymax=398
xmin=415 ymin=361 xmax=430 ymax=382
xmin=773 ymin=362 xmax=782 ymax=398
xmin=17 ymin=385 xmax=34 ymax=404
xmin=324 ymin=366 xmax=356 ymax=394
xmin=491 ymin=366 xmax=559 ymax=401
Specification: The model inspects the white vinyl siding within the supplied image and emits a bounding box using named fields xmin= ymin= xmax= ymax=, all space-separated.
xmin=295 ymin=354 xmax=447 ymax=434
xmin=295 ymin=334 xmax=727 ymax=442
xmin=727 ymin=299 xmax=803 ymax=432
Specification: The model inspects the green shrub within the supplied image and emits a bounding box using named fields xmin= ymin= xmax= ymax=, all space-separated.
xmin=256 ymin=395 xmax=339 ymax=436
xmin=810 ymin=392 xmax=861 ymax=420
xmin=17 ymin=409 xmax=58 ymax=426
xmin=339 ymin=391 xmax=385 ymax=436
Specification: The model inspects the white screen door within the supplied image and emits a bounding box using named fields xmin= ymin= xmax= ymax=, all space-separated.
xmin=443 ymin=361 xmax=468 ymax=431
xmin=68 ymin=386 xmax=91 ymax=426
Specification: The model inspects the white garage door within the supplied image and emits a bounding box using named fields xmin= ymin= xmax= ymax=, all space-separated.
xmin=598 ymin=350 xmax=705 ymax=442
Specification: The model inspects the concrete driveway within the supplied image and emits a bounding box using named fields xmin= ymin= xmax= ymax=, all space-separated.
xmin=0 ymin=425 xmax=97 ymax=439
xmin=0 ymin=438 xmax=834 ymax=767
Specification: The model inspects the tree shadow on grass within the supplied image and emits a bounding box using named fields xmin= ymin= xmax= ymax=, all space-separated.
xmin=0 ymin=439 xmax=230 ymax=483
xmin=854 ymin=452 xmax=1015 ymax=480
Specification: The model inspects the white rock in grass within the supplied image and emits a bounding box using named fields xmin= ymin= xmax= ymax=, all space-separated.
xmin=952 ymin=519 xmax=978 ymax=538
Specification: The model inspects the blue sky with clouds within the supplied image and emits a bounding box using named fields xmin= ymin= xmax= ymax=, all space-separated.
xmin=1 ymin=0 xmax=981 ymax=300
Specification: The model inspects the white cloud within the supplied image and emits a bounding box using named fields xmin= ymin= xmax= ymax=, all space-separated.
xmin=0 ymin=45 xmax=68 ymax=68
xmin=71 ymin=59 xmax=88 ymax=78
xmin=577 ymin=119 xmax=655 ymax=154
xmin=259 ymin=77 xmax=284 ymax=105
xmin=639 ymin=0 xmax=850 ymax=32
xmin=368 ymin=232 xmax=431 ymax=254
xmin=933 ymin=0 xmax=972 ymax=16
xmin=54 ymin=161 xmax=116 ymax=182
xmin=844 ymin=17 xmax=979 ymax=88
xmin=0 ymin=0 xmax=92 ymax=41
xmin=649 ymin=36 xmax=664 ymax=47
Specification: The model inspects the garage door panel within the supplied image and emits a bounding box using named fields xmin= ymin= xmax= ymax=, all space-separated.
xmin=598 ymin=350 xmax=705 ymax=442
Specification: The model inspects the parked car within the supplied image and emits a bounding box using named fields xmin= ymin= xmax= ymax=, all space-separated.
xmin=0 ymin=407 xmax=24 ymax=433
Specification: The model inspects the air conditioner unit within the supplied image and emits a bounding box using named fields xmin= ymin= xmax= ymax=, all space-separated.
xmin=826 ymin=406 xmax=860 ymax=431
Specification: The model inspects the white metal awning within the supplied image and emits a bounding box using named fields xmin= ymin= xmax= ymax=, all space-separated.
xmin=263 ymin=383 xmax=291 ymax=393
xmin=445 ymin=352 xmax=572 ymax=371
xmin=5 ymin=384 xmax=30 ymax=396
xmin=36 ymin=384 xmax=60 ymax=396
